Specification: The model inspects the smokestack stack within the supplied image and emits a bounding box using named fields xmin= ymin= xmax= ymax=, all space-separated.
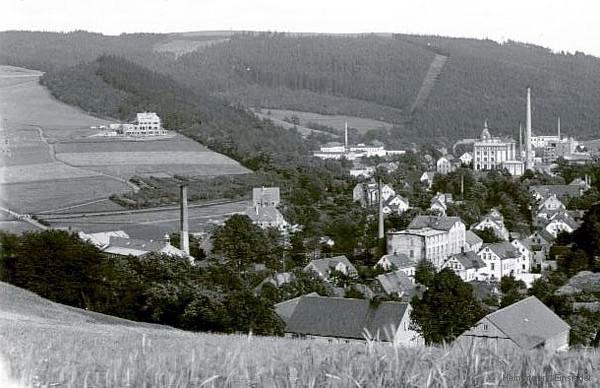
xmin=525 ymin=87 xmax=532 ymax=170
xmin=378 ymin=180 xmax=384 ymax=239
xmin=519 ymin=122 xmax=523 ymax=160
xmin=180 ymin=185 xmax=190 ymax=256
xmin=557 ymin=116 xmax=561 ymax=139
xmin=344 ymin=121 xmax=349 ymax=152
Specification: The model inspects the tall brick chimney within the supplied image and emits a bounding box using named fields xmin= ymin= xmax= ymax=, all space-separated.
xmin=180 ymin=185 xmax=190 ymax=256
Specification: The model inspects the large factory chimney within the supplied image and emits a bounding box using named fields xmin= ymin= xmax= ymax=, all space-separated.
xmin=557 ymin=116 xmax=561 ymax=140
xmin=518 ymin=122 xmax=523 ymax=160
xmin=180 ymin=185 xmax=190 ymax=256
xmin=525 ymin=87 xmax=532 ymax=170
xmin=344 ymin=121 xmax=349 ymax=152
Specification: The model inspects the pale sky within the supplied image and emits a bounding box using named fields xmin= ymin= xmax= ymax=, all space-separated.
xmin=4 ymin=0 xmax=600 ymax=56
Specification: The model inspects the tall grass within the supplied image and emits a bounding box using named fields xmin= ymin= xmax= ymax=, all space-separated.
xmin=1 ymin=320 xmax=598 ymax=387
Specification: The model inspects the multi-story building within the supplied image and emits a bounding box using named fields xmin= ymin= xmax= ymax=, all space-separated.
xmin=387 ymin=216 xmax=466 ymax=269
xmin=473 ymin=122 xmax=521 ymax=173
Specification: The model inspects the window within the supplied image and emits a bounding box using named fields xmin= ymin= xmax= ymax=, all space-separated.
xmin=491 ymin=263 xmax=495 ymax=270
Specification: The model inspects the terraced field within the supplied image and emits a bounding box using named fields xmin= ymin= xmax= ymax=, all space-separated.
xmin=0 ymin=66 xmax=249 ymax=218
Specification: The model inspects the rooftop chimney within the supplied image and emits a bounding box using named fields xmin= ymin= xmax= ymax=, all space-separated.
xmin=180 ymin=185 xmax=190 ymax=256
xmin=525 ymin=87 xmax=532 ymax=170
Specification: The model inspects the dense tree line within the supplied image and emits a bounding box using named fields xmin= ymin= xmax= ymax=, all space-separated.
xmin=7 ymin=31 xmax=600 ymax=143
xmin=0 ymin=224 xmax=329 ymax=335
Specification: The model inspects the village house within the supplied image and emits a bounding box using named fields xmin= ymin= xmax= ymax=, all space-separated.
xmin=304 ymin=256 xmax=358 ymax=282
xmin=522 ymin=230 xmax=554 ymax=271
xmin=352 ymin=182 xmax=396 ymax=207
xmin=471 ymin=208 xmax=509 ymax=241
xmin=476 ymin=241 xmax=523 ymax=280
xmin=372 ymin=271 xmax=416 ymax=299
xmin=253 ymin=186 xmax=280 ymax=207
xmin=375 ymin=253 xmax=416 ymax=278
xmin=457 ymin=296 xmax=570 ymax=352
xmin=436 ymin=154 xmax=458 ymax=174
xmin=542 ymin=212 xmax=580 ymax=238
xmin=510 ymin=239 xmax=532 ymax=273
xmin=465 ymin=230 xmax=483 ymax=252
xmin=254 ymin=272 xmax=295 ymax=294
xmin=387 ymin=216 xmax=466 ymax=269
xmin=459 ymin=152 xmax=473 ymax=166
xmin=245 ymin=206 xmax=289 ymax=230
xmin=382 ymin=194 xmax=410 ymax=215
xmin=537 ymin=193 xmax=565 ymax=213
xmin=442 ymin=251 xmax=486 ymax=282
xmin=429 ymin=192 xmax=453 ymax=215
xmin=282 ymin=295 xmax=423 ymax=346
xmin=420 ymin=171 xmax=436 ymax=190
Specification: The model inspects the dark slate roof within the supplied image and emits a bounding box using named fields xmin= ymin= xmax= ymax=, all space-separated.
xmin=108 ymin=236 xmax=163 ymax=252
xmin=549 ymin=212 xmax=580 ymax=230
xmin=286 ymin=296 xmax=409 ymax=341
xmin=379 ymin=253 xmax=414 ymax=269
xmin=482 ymin=241 xmax=520 ymax=259
xmin=531 ymin=185 xmax=583 ymax=199
xmin=484 ymin=296 xmax=570 ymax=350
xmin=408 ymin=215 xmax=463 ymax=231
xmin=450 ymin=251 xmax=486 ymax=270
xmin=274 ymin=292 xmax=319 ymax=323
xmin=304 ymin=256 xmax=358 ymax=277
xmin=245 ymin=206 xmax=284 ymax=223
xmin=376 ymin=271 xmax=415 ymax=295
xmin=465 ymin=230 xmax=483 ymax=246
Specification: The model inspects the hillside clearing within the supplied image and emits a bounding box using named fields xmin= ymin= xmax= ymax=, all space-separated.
xmin=260 ymin=109 xmax=395 ymax=135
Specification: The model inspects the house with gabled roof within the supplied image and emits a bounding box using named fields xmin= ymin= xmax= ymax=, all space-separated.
xmin=430 ymin=193 xmax=453 ymax=213
xmin=471 ymin=209 xmax=509 ymax=241
xmin=442 ymin=251 xmax=486 ymax=282
xmin=375 ymin=253 xmax=416 ymax=277
xmin=282 ymin=295 xmax=422 ymax=345
xmin=420 ymin=171 xmax=436 ymax=190
xmin=542 ymin=211 xmax=580 ymax=238
xmin=522 ymin=230 xmax=553 ymax=270
xmin=476 ymin=242 xmax=523 ymax=280
xmin=382 ymin=194 xmax=410 ymax=215
xmin=457 ymin=296 xmax=570 ymax=352
xmin=459 ymin=152 xmax=473 ymax=166
xmin=436 ymin=154 xmax=458 ymax=174
xmin=304 ymin=256 xmax=358 ymax=282
xmin=245 ymin=206 xmax=289 ymax=231
xmin=372 ymin=271 xmax=416 ymax=298
xmin=254 ymin=272 xmax=296 ymax=294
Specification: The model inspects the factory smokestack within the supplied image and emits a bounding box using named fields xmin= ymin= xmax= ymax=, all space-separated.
xmin=525 ymin=87 xmax=532 ymax=170
xmin=519 ymin=122 xmax=523 ymax=160
xmin=344 ymin=121 xmax=349 ymax=152
xmin=557 ymin=116 xmax=561 ymax=139
xmin=180 ymin=185 xmax=190 ymax=256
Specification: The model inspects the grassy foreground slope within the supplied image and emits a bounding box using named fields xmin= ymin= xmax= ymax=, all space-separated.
xmin=1 ymin=281 xmax=599 ymax=387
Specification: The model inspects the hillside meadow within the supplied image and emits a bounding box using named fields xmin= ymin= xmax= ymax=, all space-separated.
xmin=0 ymin=281 xmax=598 ymax=388
xmin=2 ymin=319 xmax=599 ymax=387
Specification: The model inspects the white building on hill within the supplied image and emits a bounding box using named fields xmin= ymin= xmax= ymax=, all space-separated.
xmin=108 ymin=112 xmax=168 ymax=137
